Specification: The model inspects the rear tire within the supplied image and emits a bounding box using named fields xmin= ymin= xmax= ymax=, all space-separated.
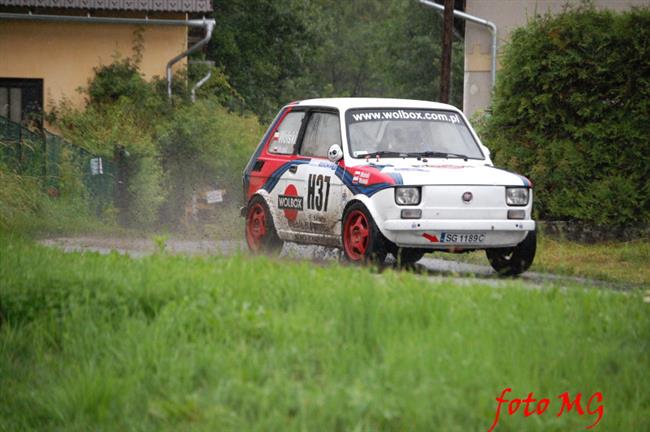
xmin=388 ymin=244 xmax=426 ymax=267
xmin=486 ymin=230 xmax=536 ymax=276
xmin=341 ymin=202 xmax=387 ymax=265
xmin=245 ymin=195 xmax=283 ymax=255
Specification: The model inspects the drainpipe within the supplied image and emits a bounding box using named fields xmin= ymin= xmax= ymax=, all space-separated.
xmin=0 ymin=12 xmax=216 ymax=100
xmin=167 ymin=18 xmax=215 ymax=101
xmin=189 ymin=60 xmax=215 ymax=103
xmin=417 ymin=0 xmax=497 ymax=88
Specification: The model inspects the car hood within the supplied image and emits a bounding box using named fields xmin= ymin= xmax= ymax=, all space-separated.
xmin=352 ymin=161 xmax=531 ymax=187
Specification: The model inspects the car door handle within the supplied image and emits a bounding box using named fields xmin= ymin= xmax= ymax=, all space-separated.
xmin=289 ymin=165 xmax=298 ymax=174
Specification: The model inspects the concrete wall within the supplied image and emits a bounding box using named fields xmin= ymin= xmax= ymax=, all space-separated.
xmin=463 ymin=0 xmax=648 ymax=117
xmin=0 ymin=19 xmax=187 ymax=127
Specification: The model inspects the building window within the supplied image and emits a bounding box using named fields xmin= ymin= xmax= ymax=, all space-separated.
xmin=0 ymin=78 xmax=43 ymax=127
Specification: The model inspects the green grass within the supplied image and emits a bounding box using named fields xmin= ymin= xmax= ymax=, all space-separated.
xmin=435 ymin=234 xmax=650 ymax=286
xmin=0 ymin=166 xmax=121 ymax=238
xmin=1 ymin=234 xmax=649 ymax=431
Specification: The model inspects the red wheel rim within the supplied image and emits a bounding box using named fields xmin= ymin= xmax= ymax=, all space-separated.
xmin=246 ymin=203 xmax=267 ymax=252
xmin=343 ymin=210 xmax=369 ymax=261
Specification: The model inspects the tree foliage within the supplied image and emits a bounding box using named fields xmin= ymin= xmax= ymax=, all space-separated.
xmin=480 ymin=5 xmax=650 ymax=227
xmin=209 ymin=0 xmax=464 ymax=121
xmin=209 ymin=0 xmax=317 ymax=120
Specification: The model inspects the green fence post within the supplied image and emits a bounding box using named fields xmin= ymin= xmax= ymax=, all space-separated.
xmin=17 ymin=125 xmax=22 ymax=173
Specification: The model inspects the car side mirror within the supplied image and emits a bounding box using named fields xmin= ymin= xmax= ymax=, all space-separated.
xmin=328 ymin=144 xmax=343 ymax=162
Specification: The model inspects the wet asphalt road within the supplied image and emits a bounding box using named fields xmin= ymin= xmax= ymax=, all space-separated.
xmin=38 ymin=236 xmax=630 ymax=291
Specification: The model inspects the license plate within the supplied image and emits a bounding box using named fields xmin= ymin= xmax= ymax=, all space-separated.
xmin=440 ymin=232 xmax=486 ymax=244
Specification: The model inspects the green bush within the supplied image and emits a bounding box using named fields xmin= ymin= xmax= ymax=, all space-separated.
xmin=0 ymin=166 xmax=41 ymax=230
xmin=157 ymin=99 xmax=262 ymax=224
xmin=0 ymin=162 xmax=100 ymax=234
xmin=127 ymin=157 xmax=166 ymax=228
xmin=54 ymin=59 xmax=262 ymax=231
xmin=87 ymin=58 xmax=151 ymax=106
xmin=56 ymin=91 xmax=166 ymax=228
xmin=480 ymin=5 xmax=650 ymax=227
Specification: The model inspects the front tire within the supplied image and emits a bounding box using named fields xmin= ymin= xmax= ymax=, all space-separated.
xmin=245 ymin=195 xmax=283 ymax=254
xmin=388 ymin=243 xmax=426 ymax=267
xmin=341 ymin=202 xmax=387 ymax=264
xmin=486 ymin=230 xmax=536 ymax=276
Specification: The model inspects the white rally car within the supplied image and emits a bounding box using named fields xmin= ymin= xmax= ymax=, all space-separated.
xmin=242 ymin=98 xmax=536 ymax=275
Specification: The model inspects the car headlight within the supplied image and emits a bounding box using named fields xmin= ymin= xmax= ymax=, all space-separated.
xmin=506 ymin=187 xmax=529 ymax=206
xmin=395 ymin=187 xmax=421 ymax=205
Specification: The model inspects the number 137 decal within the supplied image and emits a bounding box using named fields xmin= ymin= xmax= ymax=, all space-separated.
xmin=307 ymin=174 xmax=331 ymax=211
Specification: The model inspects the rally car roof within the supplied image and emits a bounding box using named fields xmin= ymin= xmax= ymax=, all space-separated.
xmin=294 ymin=97 xmax=458 ymax=112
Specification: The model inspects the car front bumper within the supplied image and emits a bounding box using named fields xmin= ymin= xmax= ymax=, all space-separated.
xmin=381 ymin=219 xmax=535 ymax=249
xmin=363 ymin=186 xmax=535 ymax=250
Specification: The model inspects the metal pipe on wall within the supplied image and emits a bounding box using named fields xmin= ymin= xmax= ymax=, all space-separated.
xmin=166 ymin=18 xmax=215 ymax=101
xmin=417 ymin=0 xmax=497 ymax=88
xmin=0 ymin=12 xmax=216 ymax=100
xmin=189 ymin=60 xmax=215 ymax=103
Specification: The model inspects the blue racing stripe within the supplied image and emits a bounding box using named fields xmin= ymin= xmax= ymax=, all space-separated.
xmin=387 ymin=172 xmax=404 ymax=185
xmin=261 ymin=159 xmax=311 ymax=193
xmin=515 ymin=174 xmax=532 ymax=187
xmin=486 ymin=166 xmax=532 ymax=188
xmin=263 ymin=161 xmax=395 ymax=197
xmin=334 ymin=165 xmax=393 ymax=197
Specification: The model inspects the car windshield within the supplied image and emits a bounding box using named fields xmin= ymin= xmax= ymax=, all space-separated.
xmin=346 ymin=108 xmax=484 ymax=160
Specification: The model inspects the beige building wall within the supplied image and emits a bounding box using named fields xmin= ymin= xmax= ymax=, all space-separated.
xmin=463 ymin=0 xmax=648 ymax=117
xmin=0 ymin=19 xmax=188 ymax=127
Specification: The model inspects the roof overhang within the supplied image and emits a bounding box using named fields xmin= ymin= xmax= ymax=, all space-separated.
xmin=0 ymin=0 xmax=211 ymax=13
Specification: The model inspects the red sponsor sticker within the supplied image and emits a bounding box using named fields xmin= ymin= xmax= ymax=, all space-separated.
xmin=352 ymin=170 xmax=371 ymax=185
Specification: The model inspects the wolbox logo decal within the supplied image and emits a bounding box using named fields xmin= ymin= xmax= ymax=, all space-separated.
xmin=278 ymin=184 xmax=303 ymax=221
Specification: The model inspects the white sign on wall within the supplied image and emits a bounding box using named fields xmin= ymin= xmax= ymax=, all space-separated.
xmin=90 ymin=157 xmax=103 ymax=175
xmin=206 ymin=189 xmax=225 ymax=204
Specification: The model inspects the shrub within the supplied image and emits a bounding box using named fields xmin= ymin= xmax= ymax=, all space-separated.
xmin=0 ymin=165 xmax=41 ymax=230
xmin=57 ymin=95 xmax=166 ymax=228
xmin=0 ymin=161 xmax=97 ymax=234
xmin=55 ymin=59 xmax=262 ymax=230
xmin=87 ymin=58 xmax=151 ymax=106
xmin=156 ymin=98 xmax=262 ymax=224
xmin=480 ymin=5 xmax=650 ymax=227
xmin=126 ymin=157 xmax=166 ymax=228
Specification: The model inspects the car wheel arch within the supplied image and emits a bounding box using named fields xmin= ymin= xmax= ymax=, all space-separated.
xmin=247 ymin=191 xmax=280 ymax=230
xmin=341 ymin=196 xmax=397 ymax=245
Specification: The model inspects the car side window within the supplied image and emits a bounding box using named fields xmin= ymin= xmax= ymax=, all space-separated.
xmin=268 ymin=111 xmax=305 ymax=155
xmin=299 ymin=112 xmax=341 ymax=158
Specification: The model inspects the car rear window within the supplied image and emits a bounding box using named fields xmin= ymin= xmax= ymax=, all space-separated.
xmin=268 ymin=111 xmax=305 ymax=155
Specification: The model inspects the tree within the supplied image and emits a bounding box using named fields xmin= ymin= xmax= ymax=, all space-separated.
xmin=209 ymin=0 xmax=317 ymax=121
xmin=208 ymin=0 xmax=465 ymax=120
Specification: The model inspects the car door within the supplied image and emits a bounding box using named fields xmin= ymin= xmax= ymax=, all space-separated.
xmin=262 ymin=109 xmax=312 ymax=237
xmin=294 ymin=110 xmax=344 ymax=244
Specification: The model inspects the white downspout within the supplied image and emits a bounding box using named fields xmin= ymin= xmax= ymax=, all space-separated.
xmin=189 ymin=60 xmax=215 ymax=103
xmin=166 ymin=18 xmax=215 ymax=101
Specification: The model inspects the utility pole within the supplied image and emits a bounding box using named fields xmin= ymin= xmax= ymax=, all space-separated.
xmin=439 ymin=0 xmax=454 ymax=103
